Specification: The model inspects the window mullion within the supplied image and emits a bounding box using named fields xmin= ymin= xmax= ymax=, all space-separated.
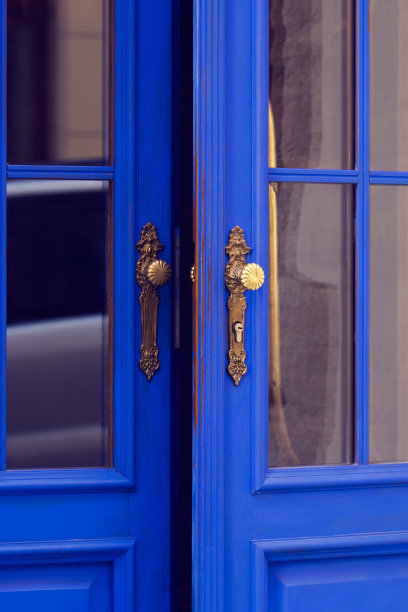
xmin=355 ymin=0 xmax=370 ymax=464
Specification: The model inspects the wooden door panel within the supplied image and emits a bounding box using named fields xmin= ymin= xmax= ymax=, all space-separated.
xmin=0 ymin=1 xmax=172 ymax=610
xmin=266 ymin=555 xmax=408 ymax=612
xmin=0 ymin=563 xmax=113 ymax=611
xmin=194 ymin=0 xmax=408 ymax=610
xmin=0 ymin=540 xmax=134 ymax=611
xmin=253 ymin=536 xmax=408 ymax=612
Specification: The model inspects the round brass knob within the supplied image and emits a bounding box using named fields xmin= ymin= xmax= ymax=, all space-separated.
xmin=240 ymin=263 xmax=265 ymax=291
xmin=147 ymin=260 xmax=172 ymax=287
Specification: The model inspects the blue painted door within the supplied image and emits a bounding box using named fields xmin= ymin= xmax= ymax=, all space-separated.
xmin=0 ymin=1 xmax=171 ymax=610
xmin=194 ymin=1 xmax=408 ymax=610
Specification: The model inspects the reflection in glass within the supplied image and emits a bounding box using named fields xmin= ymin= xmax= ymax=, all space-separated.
xmin=7 ymin=0 xmax=111 ymax=165
xmin=370 ymin=187 xmax=408 ymax=463
xmin=7 ymin=180 xmax=111 ymax=469
xmin=268 ymin=182 xmax=354 ymax=467
xmin=269 ymin=0 xmax=354 ymax=169
xmin=370 ymin=1 xmax=408 ymax=171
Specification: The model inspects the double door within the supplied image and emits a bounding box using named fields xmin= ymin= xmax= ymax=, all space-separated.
xmin=3 ymin=1 xmax=408 ymax=611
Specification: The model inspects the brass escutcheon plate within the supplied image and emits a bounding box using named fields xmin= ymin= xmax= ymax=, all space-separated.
xmin=136 ymin=223 xmax=171 ymax=380
xmin=225 ymin=226 xmax=264 ymax=385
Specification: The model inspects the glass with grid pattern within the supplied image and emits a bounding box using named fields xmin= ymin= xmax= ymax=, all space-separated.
xmin=268 ymin=0 xmax=355 ymax=467
xmin=6 ymin=0 xmax=113 ymax=469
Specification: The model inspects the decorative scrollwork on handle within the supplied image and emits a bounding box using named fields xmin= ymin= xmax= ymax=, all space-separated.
xmin=136 ymin=223 xmax=171 ymax=380
xmin=225 ymin=226 xmax=264 ymax=385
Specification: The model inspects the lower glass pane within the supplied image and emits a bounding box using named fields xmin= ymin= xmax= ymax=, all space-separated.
xmin=7 ymin=180 xmax=111 ymax=469
xmin=268 ymin=182 xmax=354 ymax=467
xmin=370 ymin=185 xmax=408 ymax=463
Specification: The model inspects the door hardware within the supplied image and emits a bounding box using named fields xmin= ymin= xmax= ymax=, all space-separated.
xmin=225 ymin=226 xmax=264 ymax=385
xmin=136 ymin=223 xmax=172 ymax=380
xmin=232 ymin=321 xmax=244 ymax=343
xmin=240 ymin=263 xmax=265 ymax=290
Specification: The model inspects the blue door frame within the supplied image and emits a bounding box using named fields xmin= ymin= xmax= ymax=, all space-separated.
xmin=0 ymin=1 xmax=172 ymax=609
xmin=194 ymin=0 xmax=408 ymax=609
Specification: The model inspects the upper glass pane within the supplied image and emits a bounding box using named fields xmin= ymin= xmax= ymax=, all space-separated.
xmin=7 ymin=179 xmax=111 ymax=468
xmin=370 ymin=1 xmax=408 ymax=171
xmin=370 ymin=186 xmax=408 ymax=463
xmin=268 ymin=182 xmax=354 ymax=467
xmin=7 ymin=0 xmax=111 ymax=165
xmin=269 ymin=0 xmax=354 ymax=170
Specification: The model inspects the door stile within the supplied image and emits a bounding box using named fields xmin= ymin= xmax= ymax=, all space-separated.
xmin=193 ymin=0 xmax=226 ymax=609
xmin=251 ymin=0 xmax=272 ymax=492
xmin=132 ymin=0 xmax=173 ymax=608
xmin=223 ymin=1 xmax=265 ymax=608
xmin=113 ymin=0 xmax=137 ymax=483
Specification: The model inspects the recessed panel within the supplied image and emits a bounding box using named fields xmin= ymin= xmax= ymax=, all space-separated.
xmin=0 ymin=562 xmax=112 ymax=611
xmin=7 ymin=180 xmax=112 ymax=469
xmin=268 ymin=183 xmax=354 ymax=467
xmin=269 ymin=555 xmax=408 ymax=611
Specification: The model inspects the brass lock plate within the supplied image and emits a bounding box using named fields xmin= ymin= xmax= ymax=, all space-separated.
xmin=136 ymin=223 xmax=171 ymax=380
xmin=225 ymin=226 xmax=264 ymax=385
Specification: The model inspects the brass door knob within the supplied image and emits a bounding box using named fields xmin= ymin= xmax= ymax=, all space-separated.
xmin=240 ymin=263 xmax=265 ymax=291
xmin=147 ymin=260 xmax=172 ymax=287
xmin=136 ymin=223 xmax=172 ymax=380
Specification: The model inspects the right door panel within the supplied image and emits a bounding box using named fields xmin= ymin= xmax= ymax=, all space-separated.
xmin=194 ymin=0 xmax=408 ymax=610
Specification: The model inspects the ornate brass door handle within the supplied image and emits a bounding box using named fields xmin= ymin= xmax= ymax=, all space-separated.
xmin=136 ymin=223 xmax=172 ymax=380
xmin=225 ymin=226 xmax=264 ymax=385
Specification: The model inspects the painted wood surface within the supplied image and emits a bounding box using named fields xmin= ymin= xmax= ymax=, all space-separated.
xmin=0 ymin=0 xmax=172 ymax=609
xmin=194 ymin=0 xmax=408 ymax=609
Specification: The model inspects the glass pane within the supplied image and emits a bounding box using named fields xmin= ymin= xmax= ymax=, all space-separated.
xmin=7 ymin=0 xmax=111 ymax=165
xmin=268 ymin=182 xmax=354 ymax=467
xmin=370 ymin=186 xmax=408 ymax=463
xmin=7 ymin=180 xmax=111 ymax=469
xmin=370 ymin=1 xmax=408 ymax=171
xmin=269 ymin=0 xmax=354 ymax=170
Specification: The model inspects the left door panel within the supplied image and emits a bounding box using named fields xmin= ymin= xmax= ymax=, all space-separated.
xmin=0 ymin=0 xmax=172 ymax=609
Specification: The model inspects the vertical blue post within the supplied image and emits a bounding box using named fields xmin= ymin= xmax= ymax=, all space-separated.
xmin=113 ymin=0 xmax=136 ymax=481
xmin=356 ymin=0 xmax=370 ymax=464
